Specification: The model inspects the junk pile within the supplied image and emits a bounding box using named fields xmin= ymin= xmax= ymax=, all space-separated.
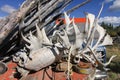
xmin=0 ymin=0 xmax=116 ymax=80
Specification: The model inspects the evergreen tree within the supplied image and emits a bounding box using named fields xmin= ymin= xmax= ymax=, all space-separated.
xmin=100 ymin=22 xmax=117 ymax=37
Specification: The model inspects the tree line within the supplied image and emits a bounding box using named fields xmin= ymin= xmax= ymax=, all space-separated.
xmin=101 ymin=22 xmax=120 ymax=37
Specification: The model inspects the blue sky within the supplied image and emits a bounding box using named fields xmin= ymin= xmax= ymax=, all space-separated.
xmin=0 ymin=0 xmax=120 ymax=26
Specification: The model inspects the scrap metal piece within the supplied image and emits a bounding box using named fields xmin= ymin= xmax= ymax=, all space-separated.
xmin=0 ymin=62 xmax=8 ymax=74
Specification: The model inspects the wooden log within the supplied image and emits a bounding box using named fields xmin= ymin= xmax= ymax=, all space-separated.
xmin=0 ymin=0 xmax=35 ymax=45
xmin=0 ymin=0 xmax=71 ymax=55
xmin=0 ymin=0 xmax=91 ymax=55
xmin=23 ymin=0 xmax=72 ymax=32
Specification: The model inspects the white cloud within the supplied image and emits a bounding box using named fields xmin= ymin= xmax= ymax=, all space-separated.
xmin=109 ymin=0 xmax=120 ymax=11
xmin=98 ymin=16 xmax=120 ymax=26
xmin=0 ymin=5 xmax=17 ymax=14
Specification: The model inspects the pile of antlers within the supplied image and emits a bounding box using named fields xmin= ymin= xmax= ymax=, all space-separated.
xmin=0 ymin=0 xmax=116 ymax=79
xmin=13 ymin=10 xmax=116 ymax=79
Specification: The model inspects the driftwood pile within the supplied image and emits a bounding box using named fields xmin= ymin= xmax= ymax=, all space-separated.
xmin=0 ymin=0 xmax=91 ymax=57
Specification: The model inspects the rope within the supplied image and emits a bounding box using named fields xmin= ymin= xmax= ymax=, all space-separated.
xmin=67 ymin=47 xmax=72 ymax=80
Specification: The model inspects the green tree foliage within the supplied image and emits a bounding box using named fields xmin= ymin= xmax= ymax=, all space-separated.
xmin=115 ymin=25 xmax=120 ymax=36
xmin=100 ymin=22 xmax=120 ymax=37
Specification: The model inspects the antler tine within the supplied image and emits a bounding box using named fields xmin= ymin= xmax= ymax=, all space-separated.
xmin=51 ymin=22 xmax=60 ymax=37
xmin=57 ymin=29 xmax=71 ymax=49
xmin=98 ymin=34 xmax=113 ymax=47
xmin=105 ymin=55 xmax=117 ymax=66
xmin=81 ymin=53 xmax=96 ymax=66
xmin=97 ymin=2 xmax=104 ymax=19
xmin=41 ymin=27 xmax=51 ymax=44
xmin=25 ymin=44 xmax=31 ymax=50
xmin=35 ymin=23 xmax=43 ymax=41
xmin=29 ymin=31 xmax=35 ymax=40
xmin=78 ymin=13 xmax=96 ymax=54
xmin=84 ymin=12 xmax=89 ymax=34
xmin=88 ymin=46 xmax=117 ymax=67
xmin=21 ymin=33 xmax=31 ymax=44
xmin=73 ymin=19 xmax=84 ymax=48
xmin=92 ymin=23 xmax=106 ymax=50
xmin=64 ymin=12 xmax=73 ymax=35
xmin=84 ymin=2 xmax=104 ymax=50
xmin=64 ymin=12 xmax=71 ymax=26
xmin=104 ymin=55 xmax=117 ymax=66
xmin=92 ymin=2 xmax=105 ymax=50
xmin=86 ymin=13 xmax=95 ymax=39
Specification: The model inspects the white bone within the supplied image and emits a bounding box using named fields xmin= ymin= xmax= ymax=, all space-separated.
xmin=98 ymin=34 xmax=113 ymax=46
xmin=35 ymin=23 xmax=43 ymax=42
xmin=41 ymin=27 xmax=51 ymax=44
xmin=28 ymin=31 xmax=41 ymax=51
xmin=81 ymin=53 xmax=96 ymax=66
xmin=86 ymin=13 xmax=95 ymax=39
xmin=73 ymin=19 xmax=84 ymax=48
xmin=64 ymin=12 xmax=73 ymax=35
xmin=104 ymin=55 xmax=117 ymax=66
xmin=29 ymin=31 xmax=37 ymax=42
xmin=92 ymin=24 xmax=106 ymax=50
xmin=89 ymin=46 xmax=116 ymax=67
xmin=25 ymin=44 xmax=31 ymax=49
xmin=57 ymin=29 xmax=71 ymax=49
xmin=92 ymin=3 xmax=105 ymax=49
xmin=64 ymin=12 xmax=71 ymax=27
xmin=85 ymin=12 xmax=89 ymax=33
xmin=54 ymin=43 xmax=63 ymax=48
xmin=21 ymin=33 xmax=31 ymax=44
xmin=79 ymin=13 xmax=95 ymax=53
xmin=53 ymin=23 xmax=58 ymax=29
xmin=97 ymin=2 xmax=104 ymax=19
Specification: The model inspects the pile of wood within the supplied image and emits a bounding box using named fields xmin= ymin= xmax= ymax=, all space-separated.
xmin=0 ymin=0 xmax=91 ymax=57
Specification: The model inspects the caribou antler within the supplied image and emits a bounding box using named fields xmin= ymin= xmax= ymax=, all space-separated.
xmin=98 ymin=34 xmax=113 ymax=46
xmin=85 ymin=13 xmax=95 ymax=40
xmin=88 ymin=46 xmax=117 ymax=67
xmin=57 ymin=29 xmax=71 ymax=49
xmin=64 ymin=12 xmax=74 ymax=35
xmin=73 ymin=19 xmax=84 ymax=49
xmin=92 ymin=23 xmax=106 ymax=50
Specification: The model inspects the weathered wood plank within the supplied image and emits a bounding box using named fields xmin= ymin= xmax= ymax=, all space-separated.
xmin=0 ymin=0 xmax=91 ymax=55
xmin=0 ymin=1 xmax=35 ymax=45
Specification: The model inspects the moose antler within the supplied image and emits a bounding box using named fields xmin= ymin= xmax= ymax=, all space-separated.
xmin=22 ymin=23 xmax=53 ymax=52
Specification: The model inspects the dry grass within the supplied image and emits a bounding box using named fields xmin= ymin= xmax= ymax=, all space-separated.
xmin=106 ymin=44 xmax=120 ymax=62
xmin=106 ymin=44 xmax=120 ymax=80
